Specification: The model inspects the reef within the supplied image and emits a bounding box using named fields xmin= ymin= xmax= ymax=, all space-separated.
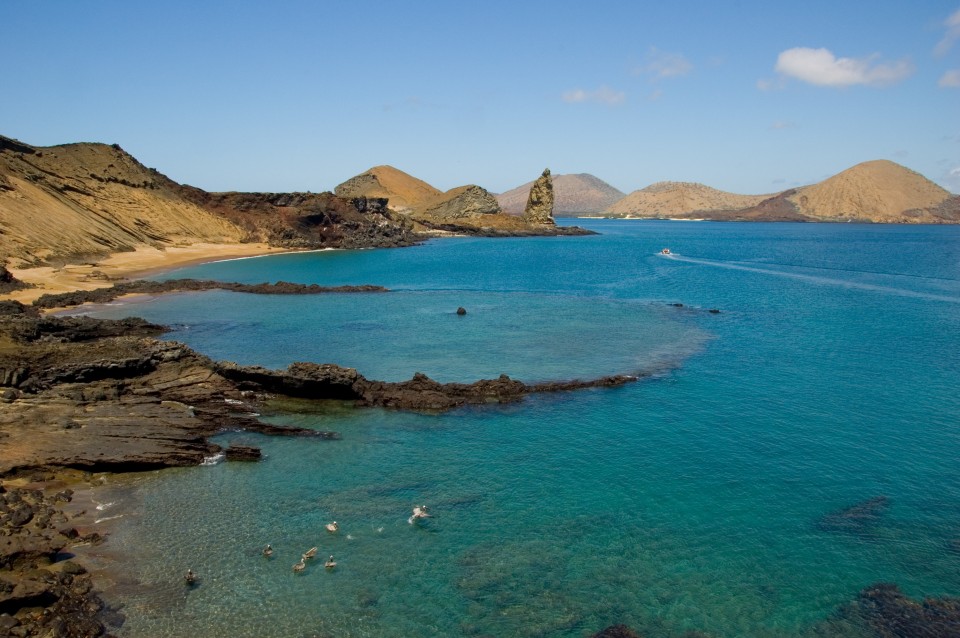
xmin=31 ymin=278 xmax=388 ymax=309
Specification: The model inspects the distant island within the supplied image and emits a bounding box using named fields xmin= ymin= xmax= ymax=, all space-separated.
xmin=497 ymin=160 xmax=959 ymax=223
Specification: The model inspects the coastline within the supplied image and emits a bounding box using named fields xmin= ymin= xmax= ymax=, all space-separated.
xmin=2 ymin=242 xmax=287 ymax=305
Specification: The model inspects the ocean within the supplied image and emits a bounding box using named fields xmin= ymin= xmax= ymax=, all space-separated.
xmin=77 ymin=220 xmax=960 ymax=637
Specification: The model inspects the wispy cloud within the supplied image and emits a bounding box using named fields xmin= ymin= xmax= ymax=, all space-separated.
xmin=935 ymin=8 xmax=960 ymax=57
xmin=634 ymin=47 xmax=693 ymax=80
xmin=773 ymin=47 xmax=913 ymax=87
xmin=561 ymin=85 xmax=626 ymax=106
xmin=769 ymin=120 xmax=797 ymax=130
xmin=939 ymin=69 xmax=960 ymax=88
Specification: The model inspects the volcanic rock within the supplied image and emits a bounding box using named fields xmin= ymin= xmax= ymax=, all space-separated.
xmin=414 ymin=185 xmax=502 ymax=221
xmin=522 ymin=168 xmax=556 ymax=225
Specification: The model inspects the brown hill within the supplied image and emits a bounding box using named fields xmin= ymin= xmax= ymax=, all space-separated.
xmin=496 ymin=173 xmax=625 ymax=215
xmin=0 ymin=136 xmax=247 ymax=266
xmin=333 ymin=165 xmax=442 ymax=213
xmin=784 ymin=160 xmax=953 ymax=223
xmin=605 ymin=182 xmax=772 ymax=219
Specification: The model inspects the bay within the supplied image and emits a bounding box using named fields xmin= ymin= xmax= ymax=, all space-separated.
xmin=79 ymin=220 xmax=960 ymax=637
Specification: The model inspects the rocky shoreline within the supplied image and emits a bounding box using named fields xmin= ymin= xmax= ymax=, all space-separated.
xmin=0 ymin=287 xmax=648 ymax=635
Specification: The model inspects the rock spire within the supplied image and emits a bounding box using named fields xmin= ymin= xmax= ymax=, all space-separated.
xmin=522 ymin=168 xmax=555 ymax=225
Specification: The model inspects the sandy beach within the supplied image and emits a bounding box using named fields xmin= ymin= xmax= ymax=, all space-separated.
xmin=2 ymin=242 xmax=283 ymax=305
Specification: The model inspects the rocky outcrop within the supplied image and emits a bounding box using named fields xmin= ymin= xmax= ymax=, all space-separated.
xmin=0 ymin=267 xmax=30 ymax=295
xmin=0 ymin=484 xmax=110 ymax=636
xmin=217 ymin=362 xmax=640 ymax=412
xmin=31 ymin=278 xmax=388 ymax=310
xmin=0 ymin=312 xmax=340 ymax=476
xmin=414 ymin=185 xmax=502 ymax=221
xmin=522 ymin=168 xmax=556 ymax=225
xmin=176 ymin=188 xmax=419 ymax=250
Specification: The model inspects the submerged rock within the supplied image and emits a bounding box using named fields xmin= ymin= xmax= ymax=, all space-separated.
xmin=827 ymin=582 xmax=960 ymax=637
xmin=816 ymin=495 xmax=890 ymax=536
xmin=591 ymin=625 xmax=644 ymax=638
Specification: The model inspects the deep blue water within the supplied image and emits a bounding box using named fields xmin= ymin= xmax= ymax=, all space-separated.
xmin=78 ymin=220 xmax=960 ymax=637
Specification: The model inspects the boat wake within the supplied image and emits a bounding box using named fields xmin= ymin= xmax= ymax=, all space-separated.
xmin=665 ymin=254 xmax=960 ymax=304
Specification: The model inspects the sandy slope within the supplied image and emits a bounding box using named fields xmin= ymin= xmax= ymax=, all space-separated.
xmin=0 ymin=139 xmax=247 ymax=265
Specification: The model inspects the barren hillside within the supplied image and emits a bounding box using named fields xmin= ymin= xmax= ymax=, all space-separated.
xmin=0 ymin=136 xmax=246 ymax=266
xmin=605 ymin=182 xmax=772 ymax=218
xmin=786 ymin=160 xmax=952 ymax=222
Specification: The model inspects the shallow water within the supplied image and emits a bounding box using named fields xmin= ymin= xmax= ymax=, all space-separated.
xmin=80 ymin=220 xmax=960 ymax=637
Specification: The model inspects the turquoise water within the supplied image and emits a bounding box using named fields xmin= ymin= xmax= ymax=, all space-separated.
xmin=80 ymin=221 xmax=960 ymax=637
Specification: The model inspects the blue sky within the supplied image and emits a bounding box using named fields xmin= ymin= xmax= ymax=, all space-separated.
xmin=3 ymin=1 xmax=958 ymax=195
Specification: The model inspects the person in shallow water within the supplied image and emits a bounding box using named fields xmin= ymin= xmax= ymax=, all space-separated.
xmin=185 ymin=569 xmax=197 ymax=584
xmin=412 ymin=505 xmax=430 ymax=519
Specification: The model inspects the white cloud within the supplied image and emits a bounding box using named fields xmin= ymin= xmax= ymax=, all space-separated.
xmin=774 ymin=47 xmax=913 ymax=87
xmin=562 ymin=85 xmax=625 ymax=106
xmin=935 ymin=8 xmax=960 ymax=57
xmin=939 ymin=69 xmax=960 ymax=87
xmin=635 ymin=47 xmax=693 ymax=80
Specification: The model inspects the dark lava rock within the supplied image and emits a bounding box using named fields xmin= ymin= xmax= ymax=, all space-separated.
xmin=0 ymin=267 xmax=31 ymax=295
xmin=840 ymin=582 xmax=960 ymax=637
xmin=224 ymin=445 xmax=262 ymax=462
xmin=32 ymin=278 xmax=389 ymax=310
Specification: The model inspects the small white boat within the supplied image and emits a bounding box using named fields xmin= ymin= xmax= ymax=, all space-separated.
xmin=661 ymin=248 xmax=671 ymax=255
